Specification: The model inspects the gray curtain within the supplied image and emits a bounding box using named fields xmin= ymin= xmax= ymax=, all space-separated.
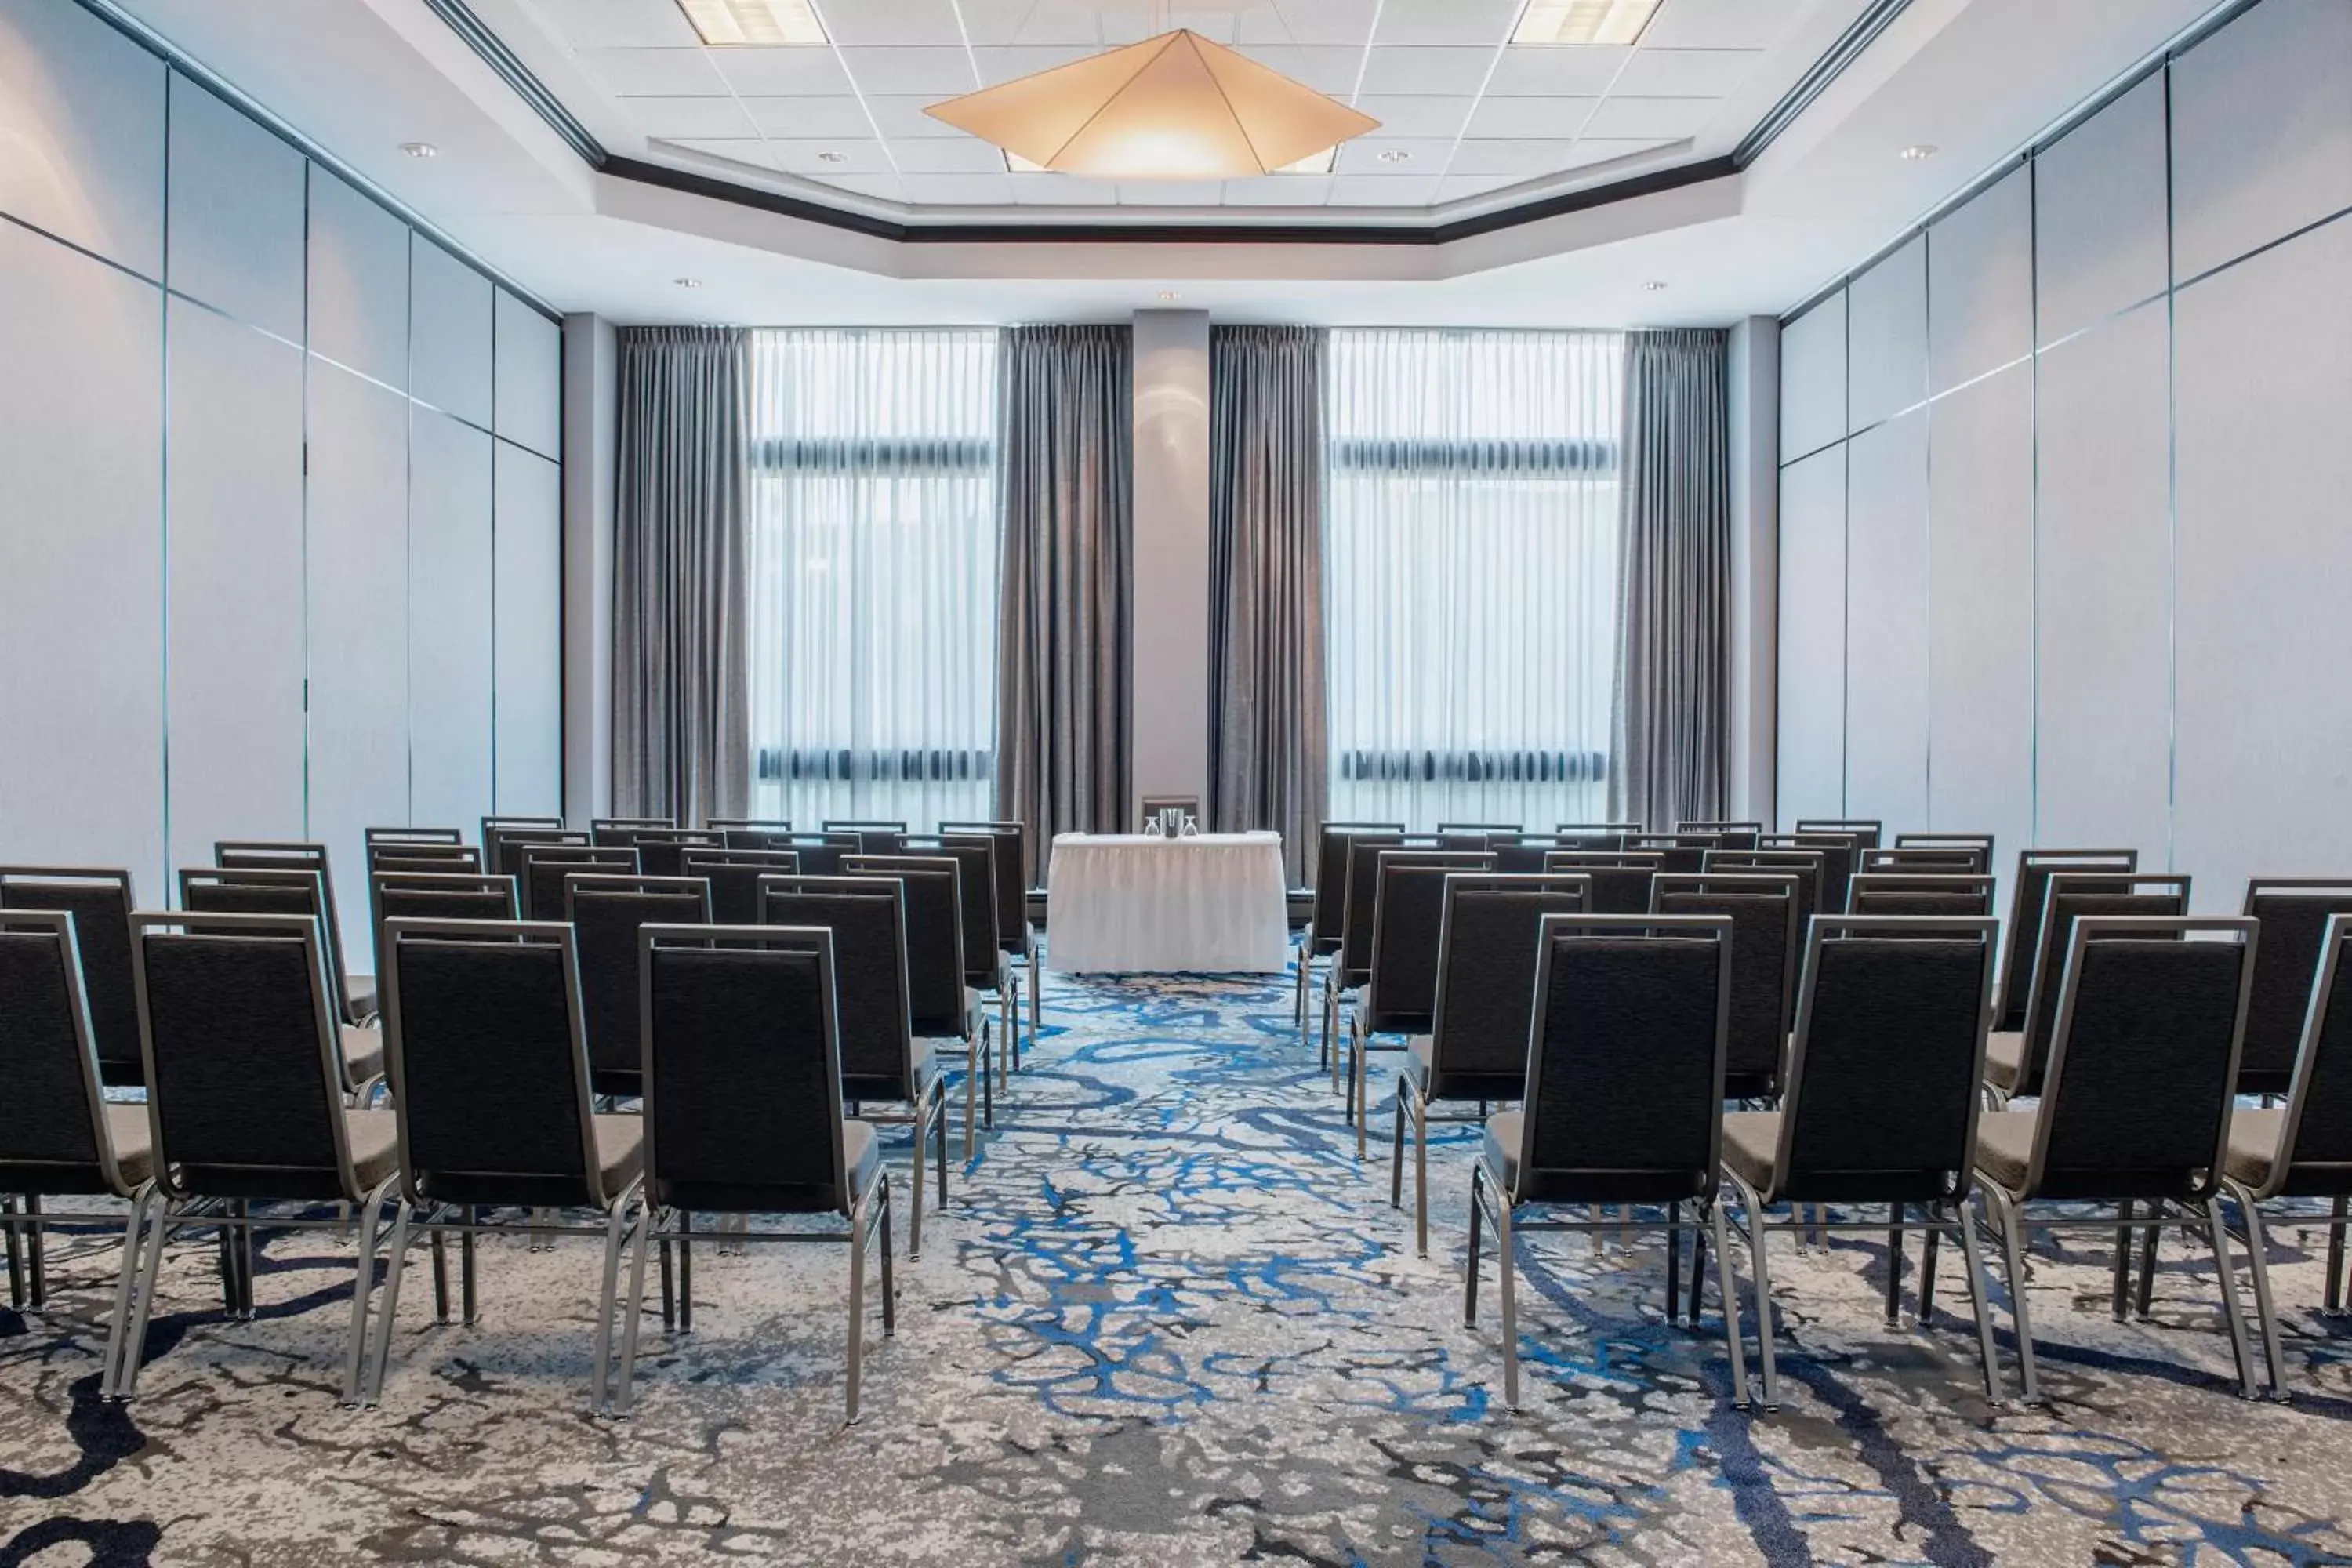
xmin=994 ymin=325 xmax=1132 ymax=879
xmin=612 ymin=325 xmax=752 ymax=825
xmin=1610 ymin=328 xmax=1731 ymax=829
xmin=1208 ymin=325 xmax=1327 ymax=887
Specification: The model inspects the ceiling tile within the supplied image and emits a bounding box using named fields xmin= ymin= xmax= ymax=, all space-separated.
xmin=1103 ymin=10 xmax=1237 ymax=45
xmin=862 ymin=93 xmax=969 ymax=139
xmin=1334 ymin=136 xmax=1458 ymax=174
xmin=971 ymin=45 xmax=1098 ymax=85
xmin=1237 ymin=0 xmax=1380 ymax=47
xmin=740 ymin=96 xmax=881 ymax=138
xmin=1355 ymin=47 xmax=1497 ymax=96
xmin=521 ymin=0 xmax=699 ymax=49
xmin=891 ymin=138 xmax=1014 ymax=174
xmin=1221 ymin=173 xmax=1336 ymax=205
xmin=1613 ymin=47 xmax=1763 ymax=96
xmin=1119 ymin=180 xmax=1229 ymax=205
xmin=898 ymin=172 xmax=1015 ymax=204
xmin=1008 ymin=173 xmax=1120 ymax=204
xmin=571 ymin=47 xmax=728 ymax=96
xmin=616 ymin=95 xmax=759 ymax=137
xmin=652 ymin=137 xmax=780 ymax=172
xmin=979 ymin=0 xmax=1109 ymax=47
xmin=1371 ymin=0 xmax=1520 ymax=48
xmin=1463 ymin=95 xmax=1599 ymax=139
xmin=1582 ymin=96 xmax=1719 ymax=139
xmin=837 ymin=46 xmax=981 ymax=95
xmin=1483 ymin=45 xmax=1630 ymax=96
xmin=1231 ymin=45 xmax=1363 ymax=96
xmin=1352 ymin=96 xmax=1474 ymax=140
xmin=1327 ymin=172 xmax=1443 ymax=205
xmin=1559 ymin=136 xmax=1678 ymax=169
xmin=1640 ymin=0 xmax=1801 ymax=52
xmin=1446 ymin=138 xmax=1575 ymax=176
xmin=709 ymin=47 xmax=853 ymax=96
xmin=1438 ymin=172 xmax=1529 ymax=202
xmin=816 ymin=0 xmax=964 ymax=46
xmin=766 ymin=137 xmax=895 ymax=174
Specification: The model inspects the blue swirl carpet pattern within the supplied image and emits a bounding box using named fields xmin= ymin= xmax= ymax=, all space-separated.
xmin=7 ymin=970 xmax=2352 ymax=1563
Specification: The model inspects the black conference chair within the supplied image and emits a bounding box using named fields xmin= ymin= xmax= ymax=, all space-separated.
xmin=942 ymin=819 xmax=1039 ymax=1041
xmin=1347 ymin=851 xmax=1494 ymax=1154
xmin=216 ymin=840 xmax=368 ymax=1023
xmin=567 ymin=874 xmax=711 ymax=1100
xmin=517 ymin=843 xmax=638 ymax=922
xmin=706 ymin=817 xmax=793 ymax=835
xmin=1794 ymin=818 xmax=1882 ymax=851
xmin=1651 ymin=873 xmax=1800 ymax=1100
xmin=680 ymin=847 xmax=802 ymax=926
xmin=897 ymin=833 xmax=1012 ymax=1085
xmin=369 ymin=870 xmax=517 ymax=992
xmin=367 ymin=826 xmax=465 ymax=848
xmin=2235 ymin=880 xmax=2352 ymax=1098
xmin=629 ymin=829 xmax=724 ymax=879
xmin=826 ymin=821 xmax=909 ymax=855
xmin=0 ymin=866 xmax=145 ymax=1087
xmin=591 ymin=817 xmax=676 ymax=847
xmin=1862 ymin=845 xmax=1990 ymax=875
xmin=181 ymin=866 xmax=382 ymax=1101
xmin=1294 ymin=823 xmax=1402 ymax=1047
xmin=1679 ymin=820 xmax=1763 ymax=851
xmin=1846 ymin=873 xmax=1995 ymax=920
xmin=1988 ymin=873 xmax=2189 ymax=1103
xmin=1541 ymin=851 xmax=1663 ymax=916
xmin=1994 ymin=848 xmax=2139 ymax=1033
xmin=483 ymin=822 xmax=586 ymax=884
xmin=844 ymin=855 xmax=993 ymax=1159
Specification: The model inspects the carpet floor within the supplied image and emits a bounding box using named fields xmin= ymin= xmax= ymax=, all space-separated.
xmin=8 ymin=971 xmax=2352 ymax=1564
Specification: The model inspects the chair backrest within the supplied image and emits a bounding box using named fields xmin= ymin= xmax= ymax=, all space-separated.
xmin=131 ymin=911 xmax=356 ymax=1201
xmin=367 ymin=826 xmax=466 ymax=847
xmin=1435 ymin=823 xmax=1520 ymax=853
xmin=1998 ymin=848 xmax=2138 ymax=1031
xmin=1766 ymin=832 xmax=1860 ymax=914
xmin=2238 ymin=880 xmax=2352 ymax=1095
xmin=485 ymin=825 xmax=588 ymax=882
xmin=1795 ymin=818 xmax=1882 ymax=851
xmin=568 ymin=875 xmax=711 ymax=1092
xmin=215 ymin=840 xmax=354 ymax=1012
xmin=640 ymin=926 xmax=852 ymax=1215
xmin=369 ymin=842 xmax=483 ymax=877
xmin=370 ymin=871 xmax=517 ymax=987
xmin=1861 ymin=844 xmax=1989 ymax=875
xmin=1679 ymin=820 xmax=1762 ymax=851
xmin=481 ymin=814 xmax=563 ymax=841
xmin=0 ymin=909 xmax=125 ymax=1194
xmin=1554 ymin=822 xmax=1640 ymax=853
xmin=1341 ymin=834 xmax=1441 ymax=977
xmin=1491 ymin=834 xmax=1572 ymax=873
xmin=1363 ymin=851 xmax=1495 ymax=1027
xmin=1651 ymin=871 xmax=1801 ymax=1088
xmin=0 ymin=866 xmax=142 ymax=1085
xmin=942 ymin=820 xmax=1030 ymax=952
xmin=1541 ymin=851 xmax=1663 ymax=915
xmin=1630 ymin=833 xmax=1722 ymax=874
xmin=1847 ymin=873 xmax=1996 ymax=920
xmin=680 ymin=848 xmax=803 ymax=925
xmin=2027 ymin=917 xmax=2256 ymax=1200
xmin=2266 ymin=913 xmax=2352 ymax=1189
xmin=825 ymin=821 xmax=909 ymax=855
xmin=382 ymin=918 xmax=606 ymax=1209
xmin=843 ymin=855 xmax=964 ymax=1033
xmin=1898 ymin=832 xmax=1994 ymax=859
xmin=592 ymin=816 xmax=677 ymax=843
xmin=895 ymin=834 xmax=999 ymax=982
xmin=181 ymin=866 xmax=355 ymax=1033
xmin=1770 ymin=916 xmax=1998 ymax=1204
xmin=707 ymin=817 xmax=793 ymax=834
xmin=1309 ymin=824 xmax=1401 ymax=943
xmin=2013 ymin=873 xmax=2189 ymax=1096
xmin=1511 ymin=913 xmax=1731 ymax=1204
xmin=520 ymin=843 xmax=639 ymax=920
xmin=1425 ymin=876 xmax=1590 ymax=1083
xmin=759 ymin=877 xmax=917 ymax=1094
xmin=628 ymin=828 xmax=724 ymax=878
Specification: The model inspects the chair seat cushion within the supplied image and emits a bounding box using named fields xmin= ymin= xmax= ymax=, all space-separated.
xmin=1720 ymin=1110 xmax=1781 ymax=1196
xmin=843 ymin=1119 xmax=880 ymax=1202
xmin=1974 ymin=1109 xmax=2038 ymax=1193
xmin=1402 ymin=1036 xmax=1523 ymax=1104
xmin=345 ymin=975 xmax=378 ymax=1020
xmin=343 ymin=1107 xmax=401 ymax=1193
xmin=592 ymin=1112 xmax=645 ymax=1200
xmin=1984 ymin=1031 xmax=2025 ymax=1091
xmin=2226 ymin=1106 xmax=2285 ymax=1194
xmin=339 ymin=1024 xmax=384 ymax=1088
xmin=1482 ymin=1110 xmax=1522 ymax=1190
xmin=105 ymin=1102 xmax=155 ymax=1191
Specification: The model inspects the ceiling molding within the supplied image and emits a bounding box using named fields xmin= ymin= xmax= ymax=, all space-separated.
xmin=419 ymin=0 xmax=608 ymax=168
xmin=1731 ymin=0 xmax=1915 ymax=166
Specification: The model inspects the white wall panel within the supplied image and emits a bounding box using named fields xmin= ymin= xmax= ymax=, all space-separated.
xmin=495 ymin=445 xmax=564 ymax=814
xmin=1778 ymin=289 xmax=1846 ymax=461
xmin=2171 ymin=0 xmax=2352 ymax=284
xmin=0 ymin=225 xmax=163 ymax=887
xmin=307 ymin=361 xmax=411 ymax=951
xmin=1775 ymin=447 xmax=1846 ymax=825
xmin=2035 ymin=74 xmax=2168 ymax=347
xmin=165 ymin=75 xmax=304 ymax=342
xmin=495 ymin=292 xmax=563 ymax=459
xmin=409 ymin=240 xmax=492 ymax=428
xmin=0 ymin=0 xmax=164 ymax=277
xmin=2034 ymin=303 xmax=2173 ymax=862
xmin=307 ymin=168 xmax=409 ymax=390
xmin=166 ymin=303 xmax=306 ymax=871
xmin=1929 ymin=165 xmax=2031 ymax=394
xmin=409 ymin=411 xmax=495 ymax=837
xmin=1842 ymin=409 xmax=1929 ymax=828
xmin=1846 ymin=236 xmax=1926 ymax=432
xmin=2175 ymin=217 xmax=2352 ymax=909
xmin=1926 ymin=362 xmax=2031 ymax=859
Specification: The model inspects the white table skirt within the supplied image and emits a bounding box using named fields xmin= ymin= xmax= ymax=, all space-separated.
xmin=1044 ymin=831 xmax=1290 ymax=975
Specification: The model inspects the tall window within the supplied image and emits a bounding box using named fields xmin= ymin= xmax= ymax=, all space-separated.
xmin=1323 ymin=329 xmax=1624 ymax=831
xmin=745 ymin=328 xmax=1000 ymax=827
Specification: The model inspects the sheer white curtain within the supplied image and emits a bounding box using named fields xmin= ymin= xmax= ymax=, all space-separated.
xmin=744 ymin=328 xmax=1001 ymax=829
xmin=1323 ymin=329 xmax=1624 ymax=832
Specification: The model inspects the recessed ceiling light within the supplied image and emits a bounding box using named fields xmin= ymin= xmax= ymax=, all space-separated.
xmin=674 ymin=278 xmax=702 ymax=289
xmin=1900 ymin=143 xmax=1940 ymax=162
xmin=675 ymin=0 xmax=826 ymax=45
xmin=1643 ymin=280 xmax=1668 ymax=291
xmin=1377 ymin=149 xmax=1412 ymax=163
xmin=1513 ymin=0 xmax=1661 ymax=46
xmin=815 ymin=150 xmax=848 ymax=163
xmin=400 ymin=142 xmax=439 ymax=159
xmin=1158 ymin=290 xmax=1181 ymax=301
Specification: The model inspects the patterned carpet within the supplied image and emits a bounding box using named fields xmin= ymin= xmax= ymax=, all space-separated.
xmin=9 ymin=970 xmax=2352 ymax=1564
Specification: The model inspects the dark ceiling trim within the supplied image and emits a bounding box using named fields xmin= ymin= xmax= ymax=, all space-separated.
xmin=1732 ymin=0 xmax=1915 ymax=168
xmin=421 ymin=0 xmax=608 ymax=167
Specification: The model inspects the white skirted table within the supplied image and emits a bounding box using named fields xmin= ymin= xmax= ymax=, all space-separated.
xmin=1044 ymin=831 xmax=1290 ymax=975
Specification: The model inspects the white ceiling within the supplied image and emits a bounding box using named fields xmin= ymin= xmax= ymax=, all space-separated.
xmin=110 ymin=0 xmax=2225 ymax=326
xmin=501 ymin=0 xmax=1822 ymax=213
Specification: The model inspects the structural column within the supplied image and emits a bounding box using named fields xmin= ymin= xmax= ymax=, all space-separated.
xmin=1127 ymin=308 xmax=1213 ymax=827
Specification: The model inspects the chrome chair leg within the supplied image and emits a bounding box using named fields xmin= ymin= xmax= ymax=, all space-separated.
xmin=114 ymin=1195 xmax=173 ymax=1400
xmin=99 ymin=1184 xmax=158 ymax=1399
xmin=366 ymin=1197 xmax=416 ymax=1406
xmin=1464 ymin=1164 xmax=1486 ymax=1327
xmin=341 ymin=1180 xmax=396 ymax=1406
xmin=2202 ymin=1193 xmax=2261 ymax=1400
xmin=1952 ymin=1196 xmax=2005 ymax=1405
xmin=1496 ymin=1193 xmax=1519 ymax=1412
xmin=846 ymin=1189 xmax=869 ymax=1425
xmin=1413 ymin=1090 xmax=1432 ymax=1260
xmin=613 ymin=1203 xmax=655 ymax=1417
xmin=1708 ymin=1197 xmax=1753 ymax=1410
xmin=2226 ymin=1180 xmax=2288 ymax=1399
xmin=1726 ymin=1171 xmax=1778 ymax=1410
xmin=1982 ymin=1184 xmax=2042 ymax=1406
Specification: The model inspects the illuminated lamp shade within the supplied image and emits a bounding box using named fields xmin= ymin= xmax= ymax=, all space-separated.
xmin=924 ymin=30 xmax=1379 ymax=180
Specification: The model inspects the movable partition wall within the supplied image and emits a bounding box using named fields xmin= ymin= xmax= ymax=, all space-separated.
xmin=0 ymin=0 xmax=563 ymax=953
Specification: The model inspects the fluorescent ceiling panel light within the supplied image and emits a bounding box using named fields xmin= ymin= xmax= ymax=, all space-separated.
xmin=675 ymin=0 xmax=826 ymax=46
xmin=1512 ymin=0 xmax=1662 ymax=46
xmin=933 ymin=30 xmax=1377 ymax=180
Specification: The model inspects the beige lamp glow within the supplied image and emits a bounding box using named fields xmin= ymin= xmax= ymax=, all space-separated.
xmin=924 ymin=30 xmax=1379 ymax=180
